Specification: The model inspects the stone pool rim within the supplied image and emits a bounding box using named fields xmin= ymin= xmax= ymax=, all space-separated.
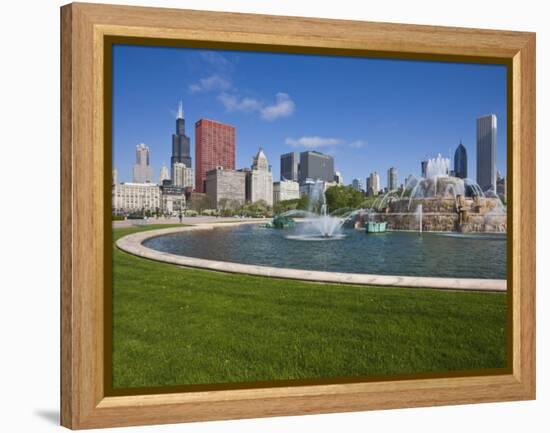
xmin=116 ymin=221 xmax=506 ymax=292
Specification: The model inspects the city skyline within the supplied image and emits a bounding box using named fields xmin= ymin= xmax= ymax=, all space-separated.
xmin=113 ymin=45 xmax=507 ymax=186
xmin=118 ymin=126 xmax=501 ymax=192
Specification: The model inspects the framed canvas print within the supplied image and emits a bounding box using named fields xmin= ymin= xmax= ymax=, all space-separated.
xmin=60 ymin=2 xmax=536 ymax=429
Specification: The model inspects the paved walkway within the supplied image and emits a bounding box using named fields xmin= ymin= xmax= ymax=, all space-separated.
xmin=112 ymin=216 xmax=268 ymax=228
xmin=116 ymin=223 xmax=507 ymax=292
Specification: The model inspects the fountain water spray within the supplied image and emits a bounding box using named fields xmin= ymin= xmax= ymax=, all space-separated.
xmin=425 ymin=153 xmax=451 ymax=178
xmin=416 ymin=204 xmax=423 ymax=235
xmin=282 ymin=180 xmax=354 ymax=240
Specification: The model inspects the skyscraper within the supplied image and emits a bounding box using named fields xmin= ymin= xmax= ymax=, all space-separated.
xmin=195 ymin=119 xmax=236 ymax=193
xmin=170 ymin=101 xmax=192 ymax=181
xmin=477 ymin=114 xmax=497 ymax=192
xmin=298 ymin=151 xmax=334 ymax=183
xmin=367 ymin=172 xmax=380 ymax=196
xmin=352 ymin=178 xmax=363 ymax=191
xmin=496 ymin=170 xmax=507 ymax=203
xmin=132 ymin=143 xmax=153 ymax=183
xmin=280 ymin=152 xmax=298 ymax=181
xmin=172 ymin=162 xmax=194 ymax=188
xmin=387 ymin=167 xmax=398 ymax=191
xmin=454 ymin=141 xmax=468 ymax=179
xmin=159 ymin=164 xmax=169 ymax=184
xmin=247 ymin=148 xmax=273 ymax=206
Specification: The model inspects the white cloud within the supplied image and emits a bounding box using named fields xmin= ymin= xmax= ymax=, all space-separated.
xmin=218 ymin=93 xmax=262 ymax=112
xmin=190 ymin=53 xmax=294 ymax=121
xmin=218 ymin=91 xmax=295 ymax=121
xmin=260 ymin=92 xmax=295 ymax=121
xmin=285 ymin=136 xmax=344 ymax=148
xmin=189 ymin=75 xmax=231 ymax=93
xmin=200 ymin=51 xmax=231 ymax=69
xmin=349 ymin=140 xmax=367 ymax=149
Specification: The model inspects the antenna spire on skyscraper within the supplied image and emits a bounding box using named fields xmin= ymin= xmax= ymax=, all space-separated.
xmin=171 ymin=100 xmax=191 ymax=182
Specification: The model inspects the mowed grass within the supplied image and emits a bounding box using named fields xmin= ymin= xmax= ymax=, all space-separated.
xmin=112 ymin=225 xmax=508 ymax=389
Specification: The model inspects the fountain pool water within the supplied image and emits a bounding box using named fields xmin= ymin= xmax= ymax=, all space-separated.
xmin=143 ymin=224 xmax=507 ymax=279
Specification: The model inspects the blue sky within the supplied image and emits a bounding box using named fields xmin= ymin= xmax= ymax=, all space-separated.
xmin=112 ymin=45 xmax=507 ymax=186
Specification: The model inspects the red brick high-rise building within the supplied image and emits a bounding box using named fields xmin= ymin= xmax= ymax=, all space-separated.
xmin=195 ymin=119 xmax=236 ymax=193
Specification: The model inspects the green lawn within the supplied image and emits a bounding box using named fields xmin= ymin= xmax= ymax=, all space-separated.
xmin=112 ymin=225 xmax=508 ymax=389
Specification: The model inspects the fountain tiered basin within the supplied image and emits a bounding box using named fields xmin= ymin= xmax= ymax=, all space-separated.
xmin=354 ymin=155 xmax=507 ymax=233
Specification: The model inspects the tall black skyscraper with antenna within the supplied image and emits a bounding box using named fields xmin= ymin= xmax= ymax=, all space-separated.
xmin=170 ymin=101 xmax=192 ymax=180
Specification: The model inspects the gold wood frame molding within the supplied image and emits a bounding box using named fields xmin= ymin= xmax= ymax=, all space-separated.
xmin=61 ymin=2 xmax=535 ymax=429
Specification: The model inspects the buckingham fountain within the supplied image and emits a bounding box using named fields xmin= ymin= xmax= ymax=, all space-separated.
xmin=353 ymin=154 xmax=507 ymax=234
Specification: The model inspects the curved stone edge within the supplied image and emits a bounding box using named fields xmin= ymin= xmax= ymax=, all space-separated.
xmin=116 ymin=223 xmax=507 ymax=292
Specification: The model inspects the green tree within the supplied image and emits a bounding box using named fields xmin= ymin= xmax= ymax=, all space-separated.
xmin=189 ymin=194 xmax=213 ymax=213
xmin=325 ymin=185 xmax=365 ymax=212
xmin=241 ymin=200 xmax=271 ymax=217
xmin=273 ymin=196 xmax=310 ymax=215
xmin=297 ymin=195 xmax=310 ymax=211
xmin=274 ymin=198 xmax=298 ymax=214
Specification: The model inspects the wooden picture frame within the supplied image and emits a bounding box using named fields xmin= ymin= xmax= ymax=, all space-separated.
xmin=61 ymin=2 xmax=536 ymax=429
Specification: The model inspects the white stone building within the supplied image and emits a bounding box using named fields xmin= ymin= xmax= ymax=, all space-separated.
xmin=205 ymin=167 xmax=247 ymax=208
xmin=160 ymin=185 xmax=186 ymax=216
xmin=112 ymin=182 xmax=160 ymax=214
xmin=273 ymin=179 xmax=300 ymax=203
xmin=247 ymin=148 xmax=273 ymax=206
xmin=172 ymin=162 xmax=194 ymax=188
xmin=161 ymin=194 xmax=185 ymax=215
